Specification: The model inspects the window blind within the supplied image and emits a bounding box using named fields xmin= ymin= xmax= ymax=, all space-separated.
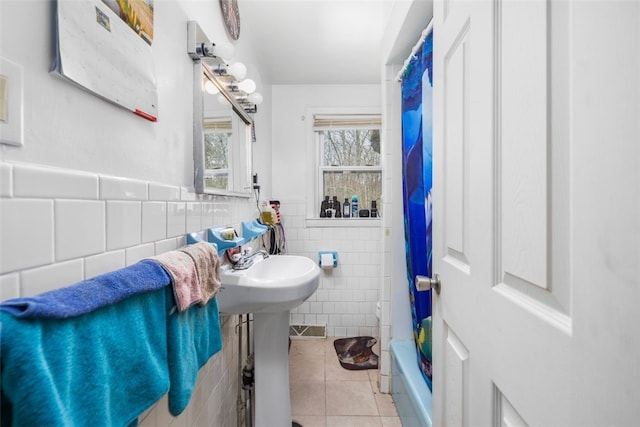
xmin=313 ymin=114 xmax=381 ymax=130
xmin=204 ymin=117 xmax=233 ymax=131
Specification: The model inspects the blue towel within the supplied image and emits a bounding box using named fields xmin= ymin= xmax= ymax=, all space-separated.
xmin=0 ymin=288 xmax=170 ymax=427
xmin=0 ymin=259 xmax=171 ymax=318
xmin=165 ymin=288 xmax=223 ymax=415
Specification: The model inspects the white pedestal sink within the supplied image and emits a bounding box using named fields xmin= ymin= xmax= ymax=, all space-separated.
xmin=217 ymin=255 xmax=320 ymax=427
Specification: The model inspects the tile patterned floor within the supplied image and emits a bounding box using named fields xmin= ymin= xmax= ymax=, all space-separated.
xmin=289 ymin=338 xmax=401 ymax=427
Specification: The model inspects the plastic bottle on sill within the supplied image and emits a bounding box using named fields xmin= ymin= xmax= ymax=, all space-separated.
xmin=351 ymin=195 xmax=358 ymax=218
xmin=343 ymin=198 xmax=350 ymax=218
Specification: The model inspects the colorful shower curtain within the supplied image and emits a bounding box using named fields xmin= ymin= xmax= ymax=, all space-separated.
xmin=400 ymin=30 xmax=433 ymax=391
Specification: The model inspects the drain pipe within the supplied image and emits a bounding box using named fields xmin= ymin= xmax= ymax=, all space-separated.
xmin=236 ymin=314 xmax=245 ymax=427
xmin=243 ymin=313 xmax=254 ymax=427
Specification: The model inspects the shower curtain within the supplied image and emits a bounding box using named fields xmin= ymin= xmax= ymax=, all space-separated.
xmin=400 ymin=29 xmax=433 ymax=391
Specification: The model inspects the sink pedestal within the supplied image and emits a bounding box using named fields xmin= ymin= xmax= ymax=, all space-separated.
xmin=215 ymin=255 xmax=320 ymax=426
xmin=253 ymin=310 xmax=292 ymax=427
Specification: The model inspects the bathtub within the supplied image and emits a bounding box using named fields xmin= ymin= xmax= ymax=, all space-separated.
xmin=390 ymin=341 xmax=433 ymax=427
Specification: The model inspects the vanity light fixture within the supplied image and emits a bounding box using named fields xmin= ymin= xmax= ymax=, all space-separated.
xmin=226 ymin=62 xmax=247 ymax=80
xmin=247 ymin=92 xmax=263 ymax=105
xmin=233 ymin=91 xmax=262 ymax=114
xmin=188 ymin=21 xmax=260 ymax=116
xmin=204 ymin=80 xmax=219 ymax=95
xmin=196 ymin=42 xmax=235 ymax=60
xmin=236 ymin=78 xmax=256 ymax=94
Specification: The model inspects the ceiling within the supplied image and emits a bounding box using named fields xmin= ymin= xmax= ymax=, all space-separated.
xmin=240 ymin=0 xmax=395 ymax=85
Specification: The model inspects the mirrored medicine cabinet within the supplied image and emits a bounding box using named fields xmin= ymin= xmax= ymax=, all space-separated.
xmin=190 ymin=21 xmax=254 ymax=197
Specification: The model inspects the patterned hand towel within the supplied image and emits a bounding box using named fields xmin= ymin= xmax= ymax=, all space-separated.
xmin=151 ymin=251 xmax=203 ymax=312
xmin=0 ymin=259 xmax=171 ymax=319
xmin=0 ymin=288 xmax=170 ymax=427
xmin=179 ymin=242 xmax=221 ymax=305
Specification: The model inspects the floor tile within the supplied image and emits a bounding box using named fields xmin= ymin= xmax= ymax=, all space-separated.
xmin=380 ymin=416 xmax=403 ymax=427
xmin=290 ymin=380 xmax=326 ymax=416
xmin=292 ymin=415 xmax=327 ymax=427
xmin=326 ymin=416 xmax=383 ymax=427
xmin=288 ymin=337 xmax=401 ymax=426
xmin=290 ymin=338 xmax=327 ymax=357
xmin=325 ymin=381 xmax=378 ymax=416
xmin=374 ymin=392 xmax=398 ymax=417
xmin=290 ymin=352 xmax=325 ymax=381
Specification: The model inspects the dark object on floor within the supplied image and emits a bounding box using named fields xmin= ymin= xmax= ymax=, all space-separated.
xmin=333 ymin=336 xmax=379 ymax=370
xmin=292 ymin=422 xmax=303 ymax=427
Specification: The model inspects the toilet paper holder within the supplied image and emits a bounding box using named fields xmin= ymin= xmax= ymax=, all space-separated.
xmin=318 ymin=251 xmax=338 ymax=268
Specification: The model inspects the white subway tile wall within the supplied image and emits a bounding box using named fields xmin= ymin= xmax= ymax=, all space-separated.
xmin=282 ymin=199 xmax=382 ymax=339
xmin=20 ymin=259 xmax=84 ymax=298
xmin=14 ymin=164 xmax=99 ymax=199
xmin=55 ymin=200 xmax=105 ymax=261
xmin=84 ymin=250 xmax=126 ymax=279
xmin=167 ymin=202 xmax=187 ymax=238
xmin=0 ymin=163 xmax=13 ymax=197
xmin=0 ymin=199 xmax=55 ymax=273
xmin=0 ymin=161 xmax=255 ymax=425
xmin=0 ymin=273 xmax=20 ymax=301
xmin=99 ymin=175 xmax=148 ymax=200
xmin=379 ymin=63 xmax=402 ymax=392
xmin=141 ymin=201 xmax=168 ymax=243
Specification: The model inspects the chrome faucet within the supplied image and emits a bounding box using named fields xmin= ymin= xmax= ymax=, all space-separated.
xmin=232 ymin=248 xmax=269 ymax=270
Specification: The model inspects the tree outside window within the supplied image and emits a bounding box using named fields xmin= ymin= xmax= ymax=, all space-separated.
xmin=204 ymin=119 xmax=231 ymax=190
xmin=317 ymin=115 xmax=382 ymax=217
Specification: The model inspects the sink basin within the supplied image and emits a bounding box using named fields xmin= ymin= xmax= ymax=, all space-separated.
xmin=217 ymin=254 xmax=320 ymax=314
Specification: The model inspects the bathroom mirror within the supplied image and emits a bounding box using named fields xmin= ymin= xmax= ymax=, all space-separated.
xmin=191 ymin=22 xmax=254 ymax=197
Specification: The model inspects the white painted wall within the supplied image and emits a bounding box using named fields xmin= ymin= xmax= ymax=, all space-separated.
xmin=0 ymin=0 xmax=272 ymax=193
xmin=0 ymin=0 xmax=271 ymax=424
xmin=272 ymin=84 xmax=380 ymax=200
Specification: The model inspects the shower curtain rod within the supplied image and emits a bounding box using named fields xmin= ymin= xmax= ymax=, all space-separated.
xmin=396 ymin=18 xmax=434 ymax=82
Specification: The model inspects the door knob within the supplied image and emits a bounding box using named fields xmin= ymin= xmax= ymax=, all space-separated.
xmin=416 ymin=274 xmax=440 ymax=295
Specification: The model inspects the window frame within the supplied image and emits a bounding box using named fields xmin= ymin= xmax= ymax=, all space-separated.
xmin=203 ymin=116 xmax=234 ymax=192
xmin=305 ymin=107 xmax=383 ymax=226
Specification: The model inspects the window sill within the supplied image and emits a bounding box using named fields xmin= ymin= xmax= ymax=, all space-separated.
xmin=305 ymin=218 xmax=382 ymax=228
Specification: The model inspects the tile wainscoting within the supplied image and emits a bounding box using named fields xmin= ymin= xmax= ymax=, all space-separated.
xmin=0 ymin=160 xmax=254 ymax=426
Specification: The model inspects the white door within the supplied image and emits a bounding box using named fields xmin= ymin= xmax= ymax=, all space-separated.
xmin=431 ymin=0 xmax=640 ymax=425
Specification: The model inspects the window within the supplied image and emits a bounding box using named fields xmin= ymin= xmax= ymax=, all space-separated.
xmin=314 ymin=114 xmax=382 ymax=218
xmin=203 ymin=117 xmax=232 ymax=191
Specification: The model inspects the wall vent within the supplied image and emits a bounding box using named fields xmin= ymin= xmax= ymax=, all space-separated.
xmin=289 ymin=324 xmax=326 ymax=339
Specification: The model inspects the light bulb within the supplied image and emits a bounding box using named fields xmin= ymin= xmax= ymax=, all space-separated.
xmin=204 ymin=80 xmax=219 ymax=94
xmin=247 ymin=92 xmax=263 ymax=105
xmin=226 ymin=62 xmax=247 ymax=80
xmin=212 ymin=42 xmax=235 ymax=60
xmin=237 ymin=78 xmax=256 ymax=94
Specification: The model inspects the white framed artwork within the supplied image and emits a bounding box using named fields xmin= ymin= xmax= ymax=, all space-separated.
xmin=52 ymin=0 xmax=158 ymax=122
xmin=0 ymin=56 xmax=24 ymax=147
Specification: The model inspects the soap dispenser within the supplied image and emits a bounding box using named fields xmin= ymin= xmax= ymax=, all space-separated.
xmin=260 ymin=200 xmax=276 ymax=225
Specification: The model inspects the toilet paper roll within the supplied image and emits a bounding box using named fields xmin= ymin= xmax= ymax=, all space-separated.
xmin=320 ymin=253 xmax=334 ymax=269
